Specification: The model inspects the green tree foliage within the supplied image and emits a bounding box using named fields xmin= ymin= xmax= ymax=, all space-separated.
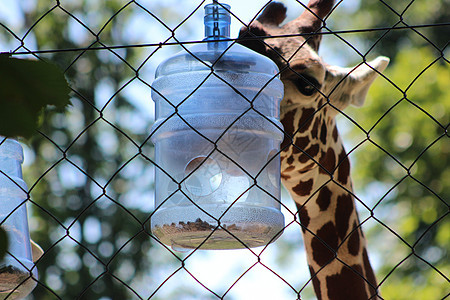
xmin=348 ymin=0 xmax=450 ymax=61
xmin=340 ymin=1 xmax=449 ymax=298
xmin=349 ymin=47 xmax=449 ymax=299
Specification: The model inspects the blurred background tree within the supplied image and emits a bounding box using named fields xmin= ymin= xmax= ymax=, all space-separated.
xmin=1 ymin=1 xmax=158 ymax=298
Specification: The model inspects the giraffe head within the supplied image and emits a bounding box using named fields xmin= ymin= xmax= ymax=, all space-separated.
xmin=238 ymin=1 xmax=389 ymax=173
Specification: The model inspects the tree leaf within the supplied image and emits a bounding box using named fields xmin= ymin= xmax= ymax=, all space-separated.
xmin=0 ymin=54 xmax=71 ymax=139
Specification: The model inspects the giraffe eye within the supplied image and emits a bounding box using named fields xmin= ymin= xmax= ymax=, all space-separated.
xmin=293 ymin=75 xmax=320 ymax=96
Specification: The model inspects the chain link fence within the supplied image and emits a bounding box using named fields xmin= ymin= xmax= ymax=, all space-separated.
xmin=0 ymin=0 xmax=448 ymax=299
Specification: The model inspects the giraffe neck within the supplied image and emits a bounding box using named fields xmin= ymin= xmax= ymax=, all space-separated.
xmin=280 ymin=117 xmax=379 ymax=299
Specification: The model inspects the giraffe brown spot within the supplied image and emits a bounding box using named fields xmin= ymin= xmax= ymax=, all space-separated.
xmin=320 ymin=120 xmax=327 ymax=144
xmin=281 ymin=173 xmax=291 ymax=180
xmin=283 ymin=165 xmax=295 ymax=173
xmin=335 ymin=193 xmax=354 ymax=241
xmin=298 ymin=107 xmax=315 ymax=133
xmin=287 ymin=155 xmax=294 ymax=165
xmin=292 ymin=179 xmax=313 ymax=196
xmin=298 ymin=143 xmax=320 ymax=163
xmin=298 ymin=153 xmax=309 ymax=164
xmin=311 ymin=221 xmax=338 ymax=267
xmin=281 ymin=108 xmax=297 ymax=150
xmin=316 ymin=186 xmax=332 ymax=211
xmin=332 ymin=125 xmax=338 ymax=142
xmin=363 ymin=248 xmax=379 ymax=297
xmin=311 ymin=117 xmax=320 ymax=139
xmin=326 ymin=265 xmax=368 ymax=300
xmin=297 ymin=205 xmax=310 ymax=233
xmin=318 ymin=147 xmax=336 ymax=175
xmin=298 ymin=162 xmax=316 ymax=173
xmin=309 ymin=265 xmax=322 ymax=300
xmin=337 ymin=150 xmax=350 ymax=185
xmin=347 ymin=221 xmax=360 ymax=256
xmin=293 ymin=136 xmax=309 ymax=154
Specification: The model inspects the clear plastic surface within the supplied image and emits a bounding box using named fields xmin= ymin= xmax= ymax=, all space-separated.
xmin=0 ymin=138 xmax=37 ymax=299
xmin=150 ymin=2 xmax=285 ymax=250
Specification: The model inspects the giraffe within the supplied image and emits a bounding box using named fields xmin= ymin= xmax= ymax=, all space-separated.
xmin=238 ymin=1 xmax=389 ymax=299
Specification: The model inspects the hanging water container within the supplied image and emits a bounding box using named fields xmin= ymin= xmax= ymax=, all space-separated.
xmin=150 ymin=2 xmax=285 ymax=250
xmin=0 ymin=138 xmax=38 ymax=299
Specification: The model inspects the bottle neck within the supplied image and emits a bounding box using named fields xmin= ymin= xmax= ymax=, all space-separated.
xmin=203 ymin=3 xmax=231 ymax=41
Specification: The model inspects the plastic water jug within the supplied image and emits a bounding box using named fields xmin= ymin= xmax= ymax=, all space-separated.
xmin=150 ymin=2 xmax=285 ymax=250
xmin=0 ymin=138 xmax=37 ymax=299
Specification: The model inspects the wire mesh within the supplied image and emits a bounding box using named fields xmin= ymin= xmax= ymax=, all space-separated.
xmin=0 ymin=0 xmax=448 ymax=299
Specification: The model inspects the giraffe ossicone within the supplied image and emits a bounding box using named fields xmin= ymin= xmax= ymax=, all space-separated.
xmin=238 ymin=1 xmax=388 ymax=299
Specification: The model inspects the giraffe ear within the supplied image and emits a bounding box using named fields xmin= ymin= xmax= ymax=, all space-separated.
xmin=238 ymin=2 xmax=287 ymax=56
xmin=256 ymin=2 xmax=287 ymax=26
xmin=326 ymin=56 xmax=390 ymax=108
xmin=287 ymin=0 xmax=335 ymax=51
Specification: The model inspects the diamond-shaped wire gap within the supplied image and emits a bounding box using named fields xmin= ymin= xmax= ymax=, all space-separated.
xmin=103 ymin=230 xmax=154 ymax=297
xmin=379 ymin=250 xmax=449 ymax=299
xmin=105 ymin=1 xmax=174 ymax=47
xmin=63 ymin=194 xmax=146 ymax=297
xmin=385 ymin=0 xmax=446 ymax=54
xmin=226 ymin=259 xmax=301 ymax=299
xmin=72 ymin=249 xmax=109 ymax=298
xmin=30 ymin=275 xmax=62 ymax=300
xmin=54 ymin=2 xmax=99 ymax=47
xmin=92 ymin=3 xmax=149 ymax=67
xmin=81 ymin=220 xmax=150 ymax=299
xmin=411 ymin=211 xmax=449 ymax=274
xmin=181 ymin=249 xmax=260 ymax=298
xmin=401 ymin=53 xmax=448 ymax=125
xmin=130 ymin=1 xmax=200 ymax=81
xmin=86 ymin=0 xmax=185 ymax=82
xmin=93 ymin=77 xmax=151 ymax=137
xmin=142 ymin=246 xmax=215 ymax=299
xmin=0 ymin=1 xmax=28 ymax=42
xmin=247 ymin=226 xmax=307 ymax=297
xmin=16 ymin=2 xmax=61 ymax=53
xmin=0 ymin=21 xmax=23 ymax=53
xmin=147 ymin=0 xmax=205 ymax=43
xmin=259 ymin=217 xmax=309 ymax=297
xmin=29 ymin=210 xmax=103 ymax=296
xmin=366 ymin=100 xmax=444 ymax=169
xmin=106 ymin=155 xmax=155 ymax=213
xmin=318 ymin=0 xmax=387 ymax=61
xmin=319 ymin=25 xmax=378 ymax=67
xmin=71 ymin=48 xmax=136 ymax=95
xmin=56 ymin=1 xmax=123 ymax=36
xmin=56 ymin=153 xmax=148 ymax=240
xmin=33 ymin=239 xmax=72 ymax=297
xmin=55 ymin=3 xmax=140 ymax=82
xmin=365 ymin=178 xmax=440 ymax=264
xmin=25 ymin=142 xmax=94 ymax=232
